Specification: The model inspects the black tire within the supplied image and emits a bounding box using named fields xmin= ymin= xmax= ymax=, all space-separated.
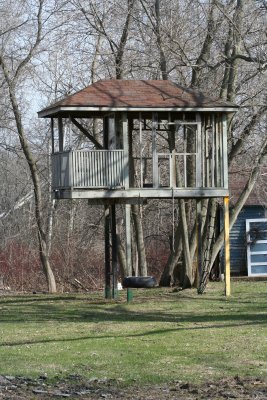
xmin=122 ymin=276 xmax=156 ymax=288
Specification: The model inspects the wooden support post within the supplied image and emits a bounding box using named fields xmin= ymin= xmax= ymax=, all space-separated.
xmin=108 ymin=114 xmax=116 ymax=149
xmin=111 ymin=204 xmax=118 ymax=299
xmin=222 ymin=113 xmax=229 ymax=189
xmin=196 ymin=113 xmax=202 ymax=187
xmin=152 ymin=112 xmax=158 ymax=188
xmin=125 ymin=204 xmax=132 ymax=276
xmin=122 ymin=112 xmax=129 ymax=189
xmin=51 ymin=118 xmax=55 ymax=154
xmin=125 ymin=203 xmax=133 ymax=302
xmin=224 ymin=196 xmax=231 ymax=296
xmin=211 ymin=114 xmax=215 ymax=187
xmin=171 ymin=150 xmax=176 ymax=188
xmin=139 ymin=112 xmax=143 ymax=188
xmin=58 ymin=118 xmax=64 ymax=152
xmin=196 ymin=199 xmax=202 ymax=290
xmin=104 ymin=205 xmax=111 ymax=299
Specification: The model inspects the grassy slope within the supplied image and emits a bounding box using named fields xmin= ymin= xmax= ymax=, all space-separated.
xmin=0 ymin=281 xmax=266 ymax=385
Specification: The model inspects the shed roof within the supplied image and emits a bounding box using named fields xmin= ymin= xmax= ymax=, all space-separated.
xmin=38 ymin=80 xmax=238 ymax=117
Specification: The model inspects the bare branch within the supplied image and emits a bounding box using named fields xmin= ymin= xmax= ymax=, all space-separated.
xmin=14 ymin=0 xmax=44 ymax=82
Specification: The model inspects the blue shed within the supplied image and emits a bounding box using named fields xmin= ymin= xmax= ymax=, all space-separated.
xmin=229 ymin=205 xmax=266 ymax=275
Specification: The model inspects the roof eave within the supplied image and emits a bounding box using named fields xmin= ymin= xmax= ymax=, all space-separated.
xmin=38 ymin=105 xmax=239 ymax=118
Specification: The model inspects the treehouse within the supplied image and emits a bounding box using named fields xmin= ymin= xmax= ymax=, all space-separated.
xmin=38 ymin=80 xmax=238 ymax=296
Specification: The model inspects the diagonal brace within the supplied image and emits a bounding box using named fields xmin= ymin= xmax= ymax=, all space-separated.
xmin=71 ymin=118 xmax=103 ymax=149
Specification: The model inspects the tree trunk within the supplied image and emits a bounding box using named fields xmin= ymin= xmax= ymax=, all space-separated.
xmin=155 ymin=0 xmax=168 ymax=80
xmin=116 ymin=217 xmax=127 ymax=279
xmin=191 ymin=0 xmax=217 ymax=88
xmin=159 ymin=223 xmax=183 ymax=286
xmin=115 ymin=0 xmax=135 ymax=79
xmin=132 ymin=204 xmax=148 ymax=276
xmin=227 ymin=0 xmax=244 ymax=102
xmin=0 ymin=57 xmax=57 ymax=293
xmin=39 ymin=235 xmax=57 ymax=293
xmin=179 ymin=199 xmax=193 ymax=288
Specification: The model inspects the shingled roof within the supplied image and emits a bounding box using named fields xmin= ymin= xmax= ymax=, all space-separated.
xmin=38 ymin=79 xmax=238 ymax=117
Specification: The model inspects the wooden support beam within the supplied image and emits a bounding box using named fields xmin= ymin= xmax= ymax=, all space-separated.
xmin=55 ymin=187 xmax=230 ymax=200
xmin=71 ymin=118 xmax=103 ymax=149
xmin=87 ymin=198 xmax=147 ymax=206
xmin=224 ymin=196 xmax=231 ymax=296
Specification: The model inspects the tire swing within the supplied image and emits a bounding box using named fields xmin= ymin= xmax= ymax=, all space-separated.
xmin=122 ymin=276 xmax=156 ymax=289
xmin=123 ymin=276 xmax=156 ymax=302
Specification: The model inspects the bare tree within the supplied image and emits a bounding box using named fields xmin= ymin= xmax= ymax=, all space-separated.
xmin=0 ymin=0 xmax=57 ymax=292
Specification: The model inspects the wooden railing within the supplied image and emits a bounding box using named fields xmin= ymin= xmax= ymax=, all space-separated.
xmin=52 ymin=150 xmax=125 ymax=189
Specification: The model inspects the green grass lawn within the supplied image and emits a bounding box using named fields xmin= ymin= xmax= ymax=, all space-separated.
xmin=0 ymin=281 xmax=266 ymax=386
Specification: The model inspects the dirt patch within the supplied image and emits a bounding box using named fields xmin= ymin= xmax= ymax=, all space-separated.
xmin=0 ymin=375 xmax=266 ymax=399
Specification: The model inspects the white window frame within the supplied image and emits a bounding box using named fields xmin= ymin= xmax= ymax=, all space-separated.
xmin=246 ymin=218 xmax=267 ymax=277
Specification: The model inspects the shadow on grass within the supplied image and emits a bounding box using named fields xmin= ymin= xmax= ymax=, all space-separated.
xmin=0 ymin=288 xmax=266 ymax=332
xmin=0 ymin=317 xmax=266 ymax=348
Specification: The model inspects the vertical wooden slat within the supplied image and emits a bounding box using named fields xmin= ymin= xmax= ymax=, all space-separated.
xmin=92 ymin=151 xmax=95 ymax=186
xmin=196 ymin=113 xmax=202 ymax=187
xmin=76 ymin=151 xmax=81 ymax=186
xmin=219 ymin=118 xmax=224 ymax=187
xmin=69 ymin=151 xmax=73 ymax=187
xmin=76 ymin=151 xmax=79 ymax=186
xmin=86 ymin=151 xmax=90 ymax=187
xmin=215 ymin=116 xmax=220 ymax=187
xmin=52 ymin=150 xmax=125 ymax=189
xmin=74 ymin=151 xmax=77 ymax=186
xmin=102 ymin=151 xmax=105 ymax=186
xmin=97 ymin=151 xmax=100 ymax=187
xmin=211 ymin=114 xmax=216 ymax=187
xmin=97 ymin=151 xmax=101 ymax=186
xmin=84 ymin=151 xmax=87 ymax=187
xmin=222 ymin=113 xmax=228 ymax=189
xmin=203 ymin=115 xmax=206 ymax=187
xmin=205 ymin=117 xmax=210 ymax=187
xmin=79 ymin=151 xmax=82 ymax=186
xmin=111 ymin=151 xmax=114 ymax=187
xmin=91 ymin=151 xmax=95 ymax=187
xmin=184 ymin=154 xmax=187 ymax=188
xmin=107 ymin=151 xmax=111 ymax=187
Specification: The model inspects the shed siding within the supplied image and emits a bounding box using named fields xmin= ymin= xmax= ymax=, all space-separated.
xmin=228 ymin=206 xmax=266 ymax=274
